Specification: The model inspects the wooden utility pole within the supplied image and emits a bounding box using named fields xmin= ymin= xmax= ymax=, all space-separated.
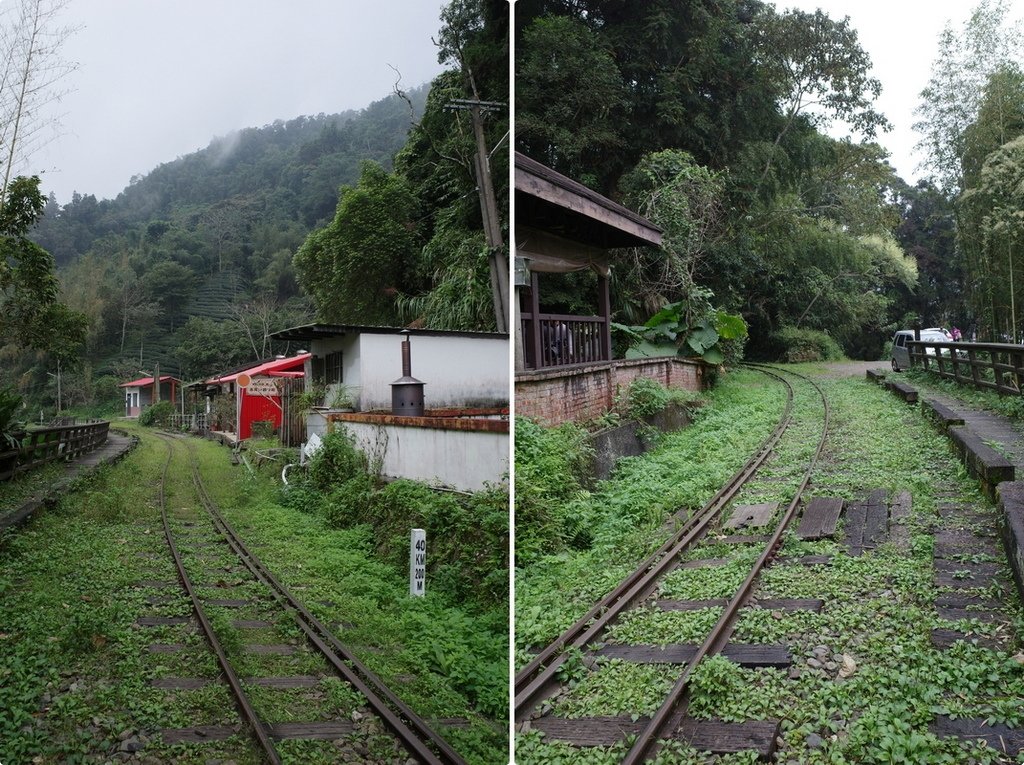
xmin=445 ymin=98 xmax=508 ymax=334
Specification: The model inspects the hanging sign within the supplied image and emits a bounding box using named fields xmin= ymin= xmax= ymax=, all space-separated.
xmin=245 ymin=377 xmax=279 ymax=397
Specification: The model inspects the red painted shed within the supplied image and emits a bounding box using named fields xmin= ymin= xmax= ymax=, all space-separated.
xmin=207 ymin=354 xmax=309 ymax=440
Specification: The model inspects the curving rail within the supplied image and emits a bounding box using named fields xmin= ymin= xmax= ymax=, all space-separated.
xmin=516 ymin=365 xmax=832 ymax=763
xmin=621 ymin=364 xmax=831 ymax=763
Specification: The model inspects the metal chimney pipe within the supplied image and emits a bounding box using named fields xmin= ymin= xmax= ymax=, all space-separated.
xmin=391 ymin=331 xmax=425 ymax=416
xmin=401 ymin=336 xmax=412 ymax=377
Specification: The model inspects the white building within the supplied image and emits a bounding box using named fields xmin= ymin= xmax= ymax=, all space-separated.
xmin=272 ymin=324 xmax=509 ymax=491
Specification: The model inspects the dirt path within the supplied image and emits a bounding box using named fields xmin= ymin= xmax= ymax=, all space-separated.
xmin=817 ymin=360 xmax=885 ymax=378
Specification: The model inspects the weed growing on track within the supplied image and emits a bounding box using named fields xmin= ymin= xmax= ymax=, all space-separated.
xmin=516 ymin=367 xmax=1024 ymax=765
xmin=195 ymin=433 xmax=509 ymax=763
xmin=0 ymin=425 xmax=507 ymax=765
xmin=515 ymin=369 xmax=786 ymax=657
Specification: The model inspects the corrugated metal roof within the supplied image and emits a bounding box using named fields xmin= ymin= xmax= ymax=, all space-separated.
xmin=118 ymin=375 xmax=180 ymax=388
xmin=206 ymin=353 xmax=310 ymax=385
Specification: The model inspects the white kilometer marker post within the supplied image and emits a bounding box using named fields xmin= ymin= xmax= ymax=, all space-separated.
xmin=410 ymin=528 xmax=426 ymax=597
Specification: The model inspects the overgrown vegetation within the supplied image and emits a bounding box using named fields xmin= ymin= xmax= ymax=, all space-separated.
xmin=0 ymin=424 xmax=507 ymax=764
xmin=514 ymin=417 xmax=595 ymax=565
xmin=516 ymin=367 xmax=1024 ymax=764
xmin=0 ymin=386 xmax=25 ymax=449
xmin=288 ymin=428 xmax=507 ymax=613
xmin=136 ymin=400 xmax=173 ymax=427
xmin=900 ymin=366 xmax=1024 ymax=420
xmin=770 ymin=326 xmax=846 ymax=363
xmin=515 ymin=369 xmax=785 ymax=650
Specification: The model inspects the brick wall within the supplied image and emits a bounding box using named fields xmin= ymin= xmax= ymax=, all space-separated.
xmin=515 ymin=358 xmax=705 ymax=426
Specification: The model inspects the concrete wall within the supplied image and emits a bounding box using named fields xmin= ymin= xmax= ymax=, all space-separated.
xmin=305 ymin=333 xmax=508 ymax=413
xmin=515 ymin=357 xmax=704 ymax=426
xmin=330 ymin=415 xmax=509 ymax=492
xmin=587 ymin=402 xmax=694 ymax=482
xmin=357 ymin=334 xmax=509 ymax=411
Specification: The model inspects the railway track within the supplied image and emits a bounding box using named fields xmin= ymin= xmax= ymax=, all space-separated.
xmin=515 ymin=365 xmax=831 ymax=762
xmin=145 ymin=432 xmax=466 ymax=764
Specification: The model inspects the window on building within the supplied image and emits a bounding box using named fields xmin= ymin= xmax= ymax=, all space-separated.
xmin=325 ymin=351 xmax=343 ymax=384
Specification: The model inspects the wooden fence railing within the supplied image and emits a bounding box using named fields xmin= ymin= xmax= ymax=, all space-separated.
xmin=909 ymin=341 xmax=1024 ymax=395
xmin=520 ymin=312 xmax=610 ymax=370
xmin=0 ymin=420 xmax=110 ymax=481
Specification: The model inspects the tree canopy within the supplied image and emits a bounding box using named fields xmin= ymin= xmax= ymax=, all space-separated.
xmin=517 ymin=0 xmax=912 ymax=361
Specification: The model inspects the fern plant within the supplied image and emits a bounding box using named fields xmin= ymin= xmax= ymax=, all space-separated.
xmin=0 ymin=386 xmax=26 ymax=450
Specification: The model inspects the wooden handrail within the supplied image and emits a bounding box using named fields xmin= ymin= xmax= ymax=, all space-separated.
xmin=908 ymin=341 xmax=1024 ymax=396
xmin=0 ymin=420 xmax=110 ymax=481
xmin=520 ymin=314 xmax=612 ymax=370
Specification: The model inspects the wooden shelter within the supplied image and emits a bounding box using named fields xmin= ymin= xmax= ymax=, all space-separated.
xmin=515 ymin=152 xmax=662 ymax=371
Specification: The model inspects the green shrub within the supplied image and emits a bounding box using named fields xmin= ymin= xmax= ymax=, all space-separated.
xmin=301 ymin=442 xmax=508 ymax=610
xmin=359 ymin=479 xmax=508 ymax=610
xmin=138 ymin=400 xmax=174 ymax=427
xmin=250 ymin=420 xmax=275 ymax=439
xmin=0 ymin=386 xmax=24 ymax=449
xmin=625 ymin=377 xmax=670 ymax=419
xmin=772 ymin=326 xmax=844 ymax=363
xmin=514 ymin=417 xmax=594 ymax=565
xmin=307 ymin=428 xmax=367 ymax=492
xmin=322 ymin=473 xmax=375 ymax=527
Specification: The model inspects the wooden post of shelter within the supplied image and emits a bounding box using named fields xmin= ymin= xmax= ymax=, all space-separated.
xmin=530 ymin=270 xmax=542 ymax=370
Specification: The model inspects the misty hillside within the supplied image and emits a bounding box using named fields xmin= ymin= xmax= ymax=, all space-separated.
xmin=34 ymin=86 xmax=428 ymax=268
xmin=26 ymin=86 xmax=428 ymax=383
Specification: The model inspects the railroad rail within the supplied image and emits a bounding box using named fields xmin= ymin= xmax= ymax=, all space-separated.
xmin=152 ymin=432 xmax=466 ymax=764
xmin=515 ymin=365 xmax=831 ymax=762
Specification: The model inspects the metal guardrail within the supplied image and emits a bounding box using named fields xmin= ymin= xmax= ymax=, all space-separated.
xmin=169 ymin=413 xmax=208 ymax=431
xmin=909 ymin=340 xmax=1024 ymax=395
xmin=0 ymin=420 xmax=110 ymax=481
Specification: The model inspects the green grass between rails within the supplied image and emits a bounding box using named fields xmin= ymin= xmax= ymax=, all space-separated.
xmin=515 ymin=365 xmax=1024 ymax=765
xmin=0 ymin=424 xmax=507 ymax=765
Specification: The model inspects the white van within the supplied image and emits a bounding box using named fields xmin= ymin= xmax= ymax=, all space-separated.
xmin=891 ymin=328 xmax=952 ymax=371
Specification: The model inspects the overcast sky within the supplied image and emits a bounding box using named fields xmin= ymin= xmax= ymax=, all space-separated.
xmin=29 ymin=0 xmax=448 ymax=203
xmin=768 ymin=0 xmax=1024 ymax=186
xmin=28 ymin=2 xmax=1023 ymax=204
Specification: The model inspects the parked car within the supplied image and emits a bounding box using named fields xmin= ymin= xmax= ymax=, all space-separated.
xmin=891 ymin=328 xmax=954 ymax=371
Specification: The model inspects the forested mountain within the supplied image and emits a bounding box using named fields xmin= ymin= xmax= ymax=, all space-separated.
xmin=4 ymin=0 xmax=508 ymax=414
xmin=10 ymin=87 xmax=429 ymax=408
xmin=35 ymin=88 xmax=426 ymax=270
xmin=293 ymin=0 xmax=509 ymax=334
xmin=516 ymin=0 xmax=916 ymax=360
